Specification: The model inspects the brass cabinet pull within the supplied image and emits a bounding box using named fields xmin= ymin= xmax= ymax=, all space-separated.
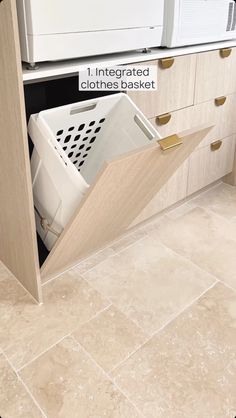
xmin=159 ymin=57 xmax=175 ymax=69
xmin=211 ymin=140 xmax=222 ymax=151
xmin=158 ymin=134 xmax=182 ymax=151
xmin=220 ymin=48 xmax=232 ymax=58
xmin=215 ymin=96 xmax=227 ymax=106
xmin=156 ymin=113 xmax=172 ymax=126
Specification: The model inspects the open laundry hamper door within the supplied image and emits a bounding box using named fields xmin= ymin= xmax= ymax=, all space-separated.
xmin=41 ymin=125 xmax=212 ymax=281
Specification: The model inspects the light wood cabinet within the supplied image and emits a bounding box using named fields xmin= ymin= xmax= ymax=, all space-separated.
xmin=149 ymin=106 xmax=194 ymax=139
xmin=188 ymin=135 xmax=236 ymax=196
xmin=151 ymin=93 xmax=236 ymax=151
xmin=0 ymin=0 xmax=41 ymax=302
xmin=0 ymin=0 xmax=211 ymax=294
xmin=132 ymin=48 xmax=236 ymax=225
xmin=1 ymin=1 xmax=236 ymax=300
xmin=195 ymin=48 xmax=236 ymax=104
xmin=194 ymin=94 xmax=236 ymax=148
xmin=128 ymin=54 xmax=196 ymax=119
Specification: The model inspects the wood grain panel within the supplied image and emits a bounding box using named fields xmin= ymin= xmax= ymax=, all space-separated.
xmin=188 ymin=135 xmax=236 ymax=196
xmin=41 ymin=126 xmax=211 ymax=280
xmin=130 ymin=160 xmax=189 ymax=227
xmin=0 ymin=0 xmax=41 ymax=302
xmin=195 ymin=48 xmax=236 ymax=104
xmin=128 ymin=54 xmax=196 ymax=119
xmin=151 ymin=93 xmax=236 ymax=151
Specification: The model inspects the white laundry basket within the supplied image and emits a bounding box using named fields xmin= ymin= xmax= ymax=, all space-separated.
xmin=29 ymin=93 xmax=160 ymax=250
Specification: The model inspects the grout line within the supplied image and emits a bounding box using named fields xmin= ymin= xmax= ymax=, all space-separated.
xmin=109 ymin=280 xmax=218 ymax=377
xmin=139 ymin=226 xmax=221 ymax=287
xmin=155 ymin=236 xmax=236 ymax=295
xmin=0 ymin=263 xmax=41 ymax=305
xmin=17 ymin=303 xmax=112 ymax=373
xmin=82 ymin=270 xmax=219 ymax=377
xmin=81 ymin=274 xmax=149 ymax=335
xmin=192 ymin=204 xmax=236 ymax=232
xmin=42 ymin=246 xmax=116 ymax=287
xmin=214 ymin=279 xmax=236 ymax=294
xmin=110 ymin=230 xmax=148 ymax=253
xmin=1 ymin=351 xmax=48 ymax=418
xmin=69 ymin=335 xmax=147 ymax=418
xmin=108 ymin=235 xmax=147 ymax=257
xmin=42 ymin=229 xmax=147 ymax=287
xmin=79 ymin=233 xmax=148 ymax=277
xmin=149 ymin=279 xmax=218 ymax=339
xmin=81 ymin=242 xmax=221 ymax=339
xmin=81 ymin=275 xmax=116 ymax=307
xmin=107 ymin=334 xmax=152 ymax=375
xmin=16 ymin=332 xmax=73 ymax=373
xmin=143 ymin=217 xmax=227 ymax=286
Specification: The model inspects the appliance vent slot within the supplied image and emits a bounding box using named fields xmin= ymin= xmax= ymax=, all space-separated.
xmin=226 ymin=2 xmax=234 ymax=31
xmin=231 ymin=2 xmax=236 ymax=31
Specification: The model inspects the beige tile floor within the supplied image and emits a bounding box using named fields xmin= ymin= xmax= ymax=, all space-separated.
xmin=0 ymin=182 xmax=236 ymax=418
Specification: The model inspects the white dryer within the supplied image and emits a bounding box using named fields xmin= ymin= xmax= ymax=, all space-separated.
xmin=16 ymin=0 xmax=164 ymax=65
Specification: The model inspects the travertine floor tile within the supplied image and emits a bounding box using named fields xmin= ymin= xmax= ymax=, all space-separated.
xmin=192 ymin=183 xmax=236 ymax=220
xmin=0 ymin=272 xmax=109 ymax=370
xmin=67 ymin=247 xmax=115 ymax=276
xmin=0 ymin=262 xmax=13 ymax=281
xmin=73 ymin=306 xmax=148 ymax=372
xmin=20 ymin=337 xmax=142 ymax=418
xmin=0 ymin=354 xmax=43 ymax=417
xmin=83 ymin=235 xmax=215 ymax=334
xmin=110 ymin=229 xmax=147 ymax=253
xmin=166 ymin=202 xmax=197 ymax=220
xmin=112 ymin=283 xmax=236 ymax=418
xmin=149 ymin=207 xmax=236 ymax=289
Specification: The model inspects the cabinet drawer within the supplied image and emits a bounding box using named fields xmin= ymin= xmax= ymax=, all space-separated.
xmin=128 ymin=54 xmax=196 ymax=118
xmin=194 ymin=94 xmax=236 ymax=149
xmin=187 ymin=135 xmax=236 ymax=196
xmin=151 ymin=94 xmax=236 ymax=150
xmin=150 ymin=106 xmax=194 ymax=139
xmin=195 ymin=48 xmax=236 ymax=104
xmin=130 ymin=160 xmax=189 ymax=227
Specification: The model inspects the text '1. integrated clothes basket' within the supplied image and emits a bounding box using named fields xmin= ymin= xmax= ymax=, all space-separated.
xmin=29 ymin=93 xmax=160 ymax=251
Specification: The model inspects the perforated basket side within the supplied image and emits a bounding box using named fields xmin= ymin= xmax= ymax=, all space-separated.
xmin=36 ymin=94 xmax=123 ymax=173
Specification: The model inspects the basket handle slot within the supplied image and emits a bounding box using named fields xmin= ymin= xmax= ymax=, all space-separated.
xmin=70 ymin=103 xmax=97 ymax=115
xmin=134 ymin=114 xmax=155 ymax=141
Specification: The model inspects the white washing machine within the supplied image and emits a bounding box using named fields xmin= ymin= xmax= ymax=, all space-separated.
xmin=162 ymin=0 xmax=236 ymax=48
xmin=16 ymin=0 xmax=164 ymax=65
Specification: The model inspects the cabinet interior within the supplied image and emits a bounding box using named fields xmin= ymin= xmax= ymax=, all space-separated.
xmin=24 ymin=76 xmax=117 ymax=267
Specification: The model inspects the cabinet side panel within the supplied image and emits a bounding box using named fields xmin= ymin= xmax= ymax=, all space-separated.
xmin=0 ymin=0 xmax=41 ymax=302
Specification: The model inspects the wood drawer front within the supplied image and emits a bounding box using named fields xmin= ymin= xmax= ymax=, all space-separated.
xmin=150 ymin=106 xmax=194 ymax=139
xmin=150 ymin=104 xmax=217 ymax=151
xmin=187 ymin=135 xmax=236 ymax=196
xmin=195 ymin=48 xmax=236 ymax=104
xmin=128 ymin=54 xmax=196 ymax=119
xmin=41 ymin=126 xmax=211 ymax=279
xmin=194 ymin=94 xmax=236 ymax=149
xmin=152 ymin=94 xmax=236 ymax=151
xmin=130 ymin=160 xmax=189 ymax=227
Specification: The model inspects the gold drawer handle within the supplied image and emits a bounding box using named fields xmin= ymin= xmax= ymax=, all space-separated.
xmin=158 ymin=134 xmax=182 ymax=151
xmin=215 ymin=96 xmax=226 ymax=106
xmin=211 ymin=140 xmax=222 ymax=151
xmin=156 ymin=113 xmax=172 ymax=126
xmin=220 ymin=48 xmax=232 ymax=58
xmin=159 ymin=57 xmax=175 ymax=69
